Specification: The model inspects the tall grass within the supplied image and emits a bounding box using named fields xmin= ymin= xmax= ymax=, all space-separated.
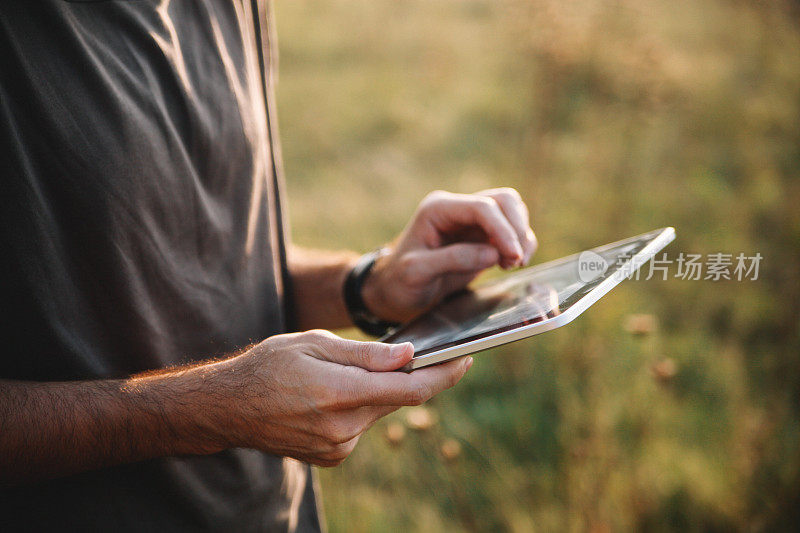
xmin=275 ymin=0 xmax=800 ymax=530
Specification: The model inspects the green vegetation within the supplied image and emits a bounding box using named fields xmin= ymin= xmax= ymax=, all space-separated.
xmin=274 ymin=0 xmax=800 ymax=530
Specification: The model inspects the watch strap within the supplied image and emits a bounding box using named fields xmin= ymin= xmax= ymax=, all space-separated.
xmin=343 ymin=249 xmax=400 ymax=337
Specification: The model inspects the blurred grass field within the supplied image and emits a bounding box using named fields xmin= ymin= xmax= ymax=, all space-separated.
xmin=273 ymin=0 xmax=800 ymax=530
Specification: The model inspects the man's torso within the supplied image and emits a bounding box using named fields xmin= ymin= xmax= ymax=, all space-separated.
xmin=0 ymin=1 xmax=318 ymax=530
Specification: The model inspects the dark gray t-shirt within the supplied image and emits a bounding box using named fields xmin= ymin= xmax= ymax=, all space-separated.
xmin=0 ymin=1 xmax=320 ymax=530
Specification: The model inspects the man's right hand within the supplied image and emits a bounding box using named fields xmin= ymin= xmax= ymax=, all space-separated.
xmin=207 ymin=330 xmax=472 ymax=466
xmin=0 ymin=330 xmax=470 ymax=485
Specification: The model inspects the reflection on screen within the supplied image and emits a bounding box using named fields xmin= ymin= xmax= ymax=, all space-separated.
xmin=383 ymin=230 xmax=659 ymax=357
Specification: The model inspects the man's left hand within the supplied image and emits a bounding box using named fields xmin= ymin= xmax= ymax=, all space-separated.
xmin=362 ymin=187 xmax=537 ymax=324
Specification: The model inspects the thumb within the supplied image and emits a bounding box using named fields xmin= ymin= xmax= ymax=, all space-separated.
xmin=310 ymin=332 xmax=414 ymax=371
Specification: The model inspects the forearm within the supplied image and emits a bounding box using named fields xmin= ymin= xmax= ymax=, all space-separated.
xmin=0 ymin=362 xmax=232 ymax=486
xmin=287 ymin=246 xmax=360 ymax=331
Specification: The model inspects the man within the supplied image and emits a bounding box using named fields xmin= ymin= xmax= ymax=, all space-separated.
xmin=0 ymin=1 xmax=536 ymax=531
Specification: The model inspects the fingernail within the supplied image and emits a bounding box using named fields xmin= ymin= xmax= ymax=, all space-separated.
xmin=481 ymin=249 xmax=496 ymax=264
xmin=511 ymin=246 xmax=523 ymax=267
xmin=392 ymin=342 xmax=413 ymax=358
xmin=464 ymin=357 xmax=473 ymax=370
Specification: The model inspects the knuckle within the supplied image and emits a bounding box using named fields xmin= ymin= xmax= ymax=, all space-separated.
xmin=398 ymin=255 xmax=423 ymax=284
xmin=424 ymin=190 xmax=449 ymax=203
xmin=313 ymin=386 xmax=340 ymax=412
xmin=322 ymin=442 xmax=353 ymax=464
xmin=451 ymin=246 xmax=477 ymax=269
xmin=397 ymin=254 xmax=415 ymax=272
xmin=420 ymin=190 xmax=445 ymax=210
xmin=407 ymin=391 xmax=424 ymax=406
xmin=320 ymin=329 xmax=338 ymax=341
xmin=320 ymin=419 xmax=344 ymax=444
xmin=322 ymin=419 xmax=359 ymax=445
xmin=420 ymin=190 xmax=457 ymax=214
xmin=354 ymin=342 xmax=374 ymax=366
xmin=420 ymin=383 xmax=434 ymax=402
xmin=304 ymin=329 xmax=329 ymax=342
xmin=406 ymin=384 xmax=431 ymax=406
xmin=497 ymin=187 xmax=521 ymax=200
xmin=248 ymin=339 xmax=275 ymax=360
xmin=271 ymin=332 xmax=299 ymax=349
xmin=329 ymin=430 xmax=350 ymax=447
xmin=305 ymin=329 xmax=340 ymax=354
xmin=449 ymin=367 xmax=463 ymax=387
xmin=474 ymin=196 xmax=498 ymax=215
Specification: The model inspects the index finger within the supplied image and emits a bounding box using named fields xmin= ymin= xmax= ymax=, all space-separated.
xmin=423 ymin=192 xmax=523 ymax=266
xmin=477 ymin=188 xmax=538 ymax=264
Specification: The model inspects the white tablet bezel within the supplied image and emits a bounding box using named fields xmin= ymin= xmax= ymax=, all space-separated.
xmin=390 ymin=227 xmax=676 ymax=371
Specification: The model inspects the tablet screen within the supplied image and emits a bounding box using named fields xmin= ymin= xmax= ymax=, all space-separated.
xmin=382 ymin=229 xmax=666 ymax=357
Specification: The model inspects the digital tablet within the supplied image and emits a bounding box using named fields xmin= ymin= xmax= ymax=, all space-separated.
xmin=382 ymin=227 xmax=675 ymax=371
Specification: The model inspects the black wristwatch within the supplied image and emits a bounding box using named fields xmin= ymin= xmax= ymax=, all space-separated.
xmin=343 ymin=248 xmax=400 ymax=337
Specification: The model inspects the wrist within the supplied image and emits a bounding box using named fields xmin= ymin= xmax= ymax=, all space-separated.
xmin=133 ymin=363 xmax=235 ymax=456
xmin=343 ymin=248 xmax=399 ymax=336
xmin=360 ymin=256 xmax=391 ymax=323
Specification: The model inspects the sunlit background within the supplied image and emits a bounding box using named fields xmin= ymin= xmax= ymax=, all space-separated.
xmin=274 ymin=0 xmax=800 ymax=530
